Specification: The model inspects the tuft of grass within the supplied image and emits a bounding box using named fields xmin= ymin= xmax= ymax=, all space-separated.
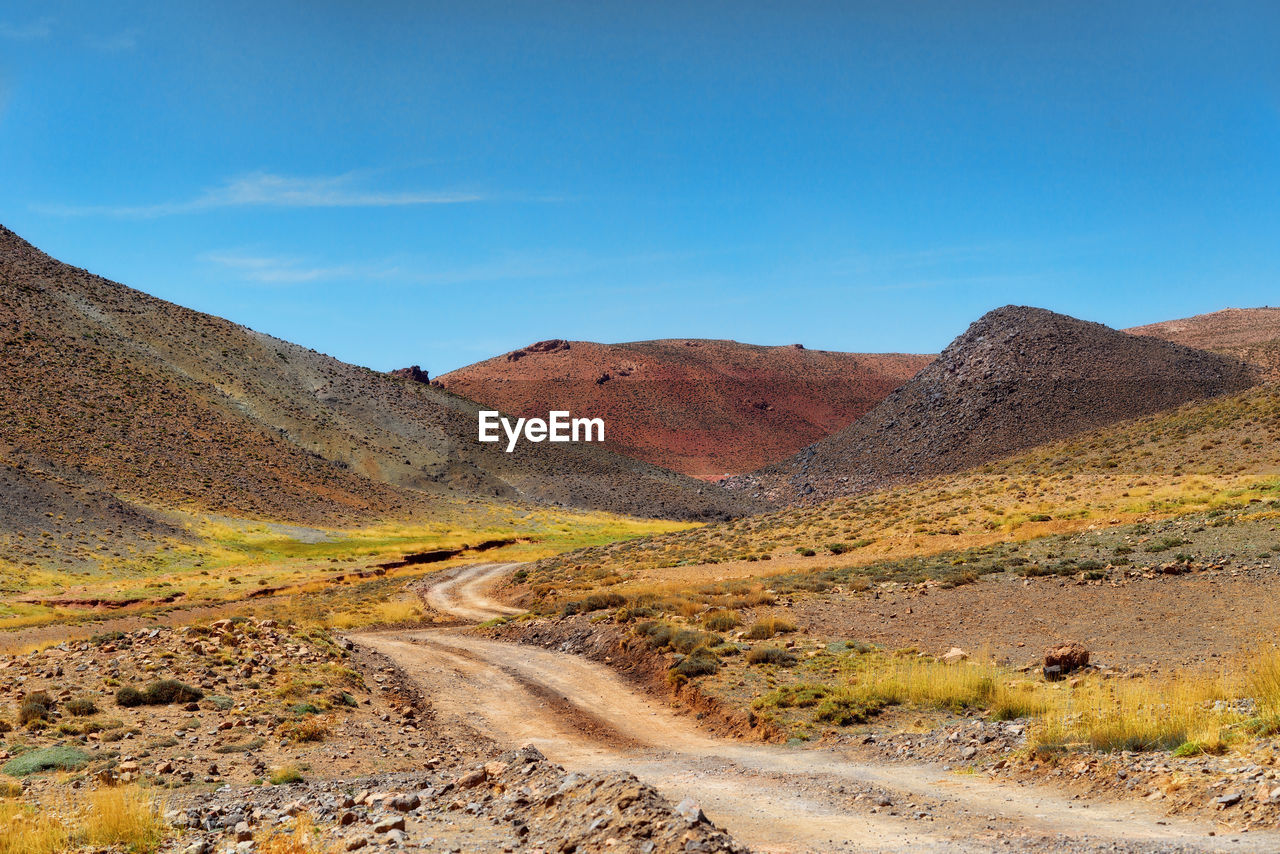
xmin=671 ymin=649 xmax=719 ymax=679
xmin=257 ymin=815 xmax=327 ymax=854
xmin=744 ymin=617 xmax=797 ymax=640
xmin=702 ymin=610 xmax=741 ymax=632
xmin=1032 ymin=672 xmax=1236 ymax=753
xmin=746 ymin=646 xmax=797 ymax=666
xmin=64 ymin=698 xmax=98 ymax=717
xmin=83 ymin=785 xmax=166 ymax=854
xmin=0 ymin=801 xmax=70 ymax=854
xmin=2 ymin=745 xmax=91 ymax=776
xmin=1251 ymin=645 xmax=1280 ymax=716
xmin=268 ymin=766 xmax=303 ymax=785
xmin=280 ymin=718 xmax=330 ymax=744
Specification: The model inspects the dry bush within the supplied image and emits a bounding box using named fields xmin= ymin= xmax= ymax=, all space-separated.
xmin=744 ymin=617 xmax=797 ymax=640
xmin=281 ymin=718 xmax=331 ymax=744
xmin=702 ymin=610 xmax=740 ymax=631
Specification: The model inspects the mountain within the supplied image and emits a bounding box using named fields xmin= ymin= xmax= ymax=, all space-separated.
xmin=1127 ymin=307 xmax=1280 ymax=381
xmin=724 ymin=306 xmax=1258 ymax=504
xmin=434 ymin=339 xmax=930 ymax=478
xmin=0 ymin=225 xmax=755 ymax=568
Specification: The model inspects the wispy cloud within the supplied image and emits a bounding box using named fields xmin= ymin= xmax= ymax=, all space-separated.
xmin=201 ymin=251 xmax=402 ymax=285
xmin=0 ymin=16 xmax=54 ymax=40
xmin=36 ymin=171 xmax=485 ymax=217
xmin=85 ymin=28 xmax=139 ymax=52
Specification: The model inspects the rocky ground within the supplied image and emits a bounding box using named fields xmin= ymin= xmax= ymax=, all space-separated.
xmin=0 ymin=617 xmax=744 ymax=853
xmin=495 ymin=609 xmax=1280 ymax=836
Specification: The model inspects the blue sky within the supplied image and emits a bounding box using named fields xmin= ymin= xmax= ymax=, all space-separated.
xmin=1 ymin=2 xmax=1277 ymax=373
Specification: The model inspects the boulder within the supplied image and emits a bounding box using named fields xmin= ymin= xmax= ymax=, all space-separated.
xmin=1043 ymin=642 xmax=1089 ymax=680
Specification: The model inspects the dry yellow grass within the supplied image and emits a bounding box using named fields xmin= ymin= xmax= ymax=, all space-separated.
xmin=0 ymin=801 xmax=70 ymax=854
xmin=257 ymin=815 xmax=332 ymax=854
xmin=327 ymin=598 xmax=424 ymax=629
xmin=1251 ymin=645 xmax=1280 ymax=716
xmin=1032 ymin=671 xmax=1238 ymax=753
xmin=83 ymin=785 xmax=166 ymax=853
xmin=0 ymin=786 xmax=163 ymax=854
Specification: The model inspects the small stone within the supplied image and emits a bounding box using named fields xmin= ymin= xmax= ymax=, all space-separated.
xmin=373 ymin=816 xmax=406 ymax=834
xmin=456 ymin=769 xmax=487 ymax=789
xmin=344 ymin=838 xmax=369 ymax=852
xmin=1215 ymin=792 xmax=1242 ymax=807
xmin=674 ymin=798 xmax=705 ymax=825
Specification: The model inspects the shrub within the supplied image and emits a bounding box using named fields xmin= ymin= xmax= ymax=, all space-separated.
xmin=208 ymin=695 xmax=234 ymax=711
xmin=562 ymin=592 xmax=626 ymax=615
xmin=119 ymin=680 xmax=202 ymax=707
xmin=702 ymin=610 xmax=740 ymax=632
xmin=746 ymin=647 xmax=797 ymax=667
xmin=115 ymin=686 xmax=144 ymax=708
xmin=744 ymin=617 xmax=797 ymax=640
xmin=141 ymin=680 xmax=203 ymax=705
xmin=0 ymin=779 xmax=22 ymax=798
xmin=671 ymin=650 xmax=719 ymax=679
xmin=2 ymin=745 xmax=91 ymax=776
xmin=281 ymin=718 xmax=329 ymax=744
xmin=268 ymin=766 xmax=303 ymax=785
xmin=827 ymin=543 xmax=851 ymax=555
xmin=815 ymin=694 xmax=888 ymax=725
xmin=65 ymin=698 xmax=98 ymax=717
xmin=17 ymin=700 xmax=48 ymax=726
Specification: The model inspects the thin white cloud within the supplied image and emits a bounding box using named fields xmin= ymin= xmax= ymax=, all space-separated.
xmin=85 ymin=28 xmax=139 ymax=52
xmin=0 ymin=16 xmax=54 ymax=40
xmin=200 ymin=251 xmax=399 ymax=285
xmin=36 ymin=171 xmax=485 ymax=217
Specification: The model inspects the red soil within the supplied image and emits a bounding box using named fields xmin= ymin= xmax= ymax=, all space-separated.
xmin=1127 ymin=307 xmax=1280 ymax=380
xmin=436 ymin=340 xmax=930 ymax=478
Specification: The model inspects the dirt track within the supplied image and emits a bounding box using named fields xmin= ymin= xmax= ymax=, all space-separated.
xmin=351 ymin=563 xmax=1280 ymax=854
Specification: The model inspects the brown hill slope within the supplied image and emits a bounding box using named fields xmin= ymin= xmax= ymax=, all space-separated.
xmin=0 ymin=226 xmax=753 ymax=561
xmin=436 ymin=340 xmax=930 ymax=478
xmin=724 ymin=306 xmax=1258 ymax=505
xmin=1127 ymin=307 xmax=1280 ymax=381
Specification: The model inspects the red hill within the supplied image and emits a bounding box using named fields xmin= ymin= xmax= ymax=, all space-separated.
xmin=435 ymin=340 xmax=930 ymax=478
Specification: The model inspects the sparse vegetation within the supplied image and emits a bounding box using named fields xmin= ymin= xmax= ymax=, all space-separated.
xmin=2 ymin=744 xmax=91 ymax=776
xmin=744 ymin=617 xmax=797 ymax=640
xmin=116 ymin=679 xmax=203 ymax=707
xmin=268 ymin=766 xmax=303 ymax=785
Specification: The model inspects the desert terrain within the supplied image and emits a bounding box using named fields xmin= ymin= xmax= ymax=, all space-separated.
xmin=3 ymin=229 xmax=1280 ymax=853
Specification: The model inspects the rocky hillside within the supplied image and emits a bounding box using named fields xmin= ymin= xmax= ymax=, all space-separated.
xmin=0 ymin=226 xmax=754 ymax=566
xmin=726 ymin=306 xmax=1258 ymax=504
xmin=1128 ymin=307 xmax=1280 ymax=381
xmin=436 ymin=339 xmax=930 ymax=478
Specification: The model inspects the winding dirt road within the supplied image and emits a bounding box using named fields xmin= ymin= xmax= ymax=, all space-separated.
xmin=351 ymin=563 xmax=1277 ymax=854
